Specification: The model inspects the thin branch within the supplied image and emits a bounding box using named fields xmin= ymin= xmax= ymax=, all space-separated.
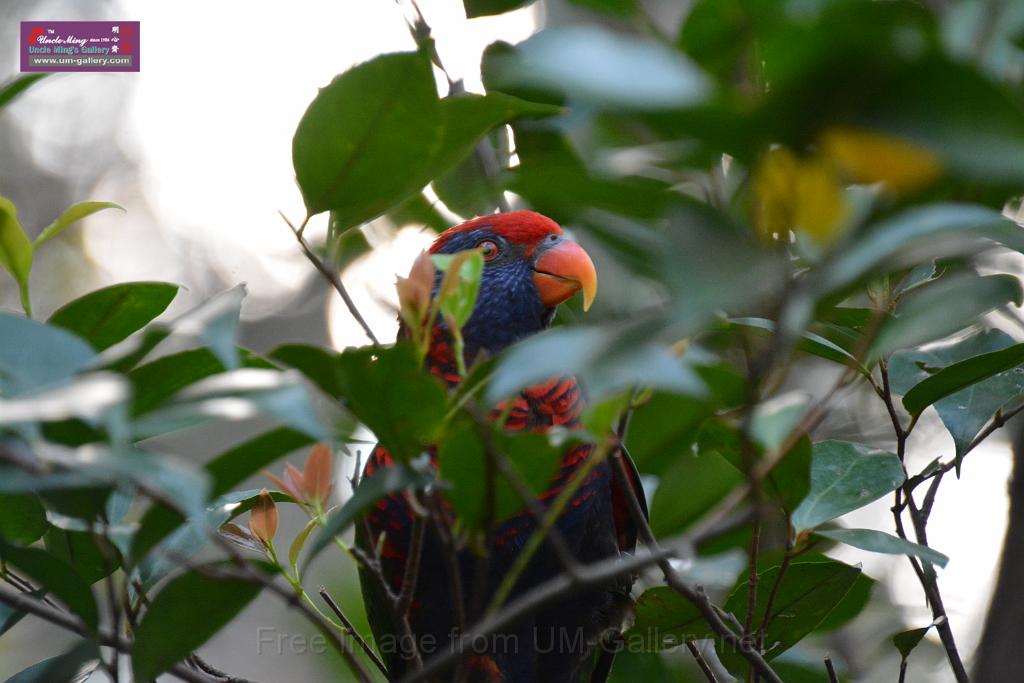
xmin=395 ymin=509 xmax=426 ymax=619
xmin=280 ymin=211 xmax=379 ymax=345
xmin=608 ymin=454 xmax=784 ymax=683
xmin=319 ymin=587 xmax=389 ymax=677
xmin=0 ymin=584 xmax=221 ymax=683
xmin=824 ymin=655 xmax=840 ymax=683
xmin=687 ymin=641 xmax=721 ymax=683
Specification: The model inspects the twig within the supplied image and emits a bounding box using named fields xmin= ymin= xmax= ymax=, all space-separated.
xmin=395 ymin=510 xmax=425 ymax=619
xmin=687 ymin=641 xmax=721 ymax=683
xmin=824 ymin=655 xmax=840 ymax=683
xmin=608 ymin=454 xmax=784 ymax=683
xmin=280 ymin=211 xmax=379 ymax=345
xmin=319 ymin=587 xmax=389 ymax=677
xmin=879 ymin=359 xmax=970 ymax=683
xmin=0 ymin=584 xmax=221 ymax=683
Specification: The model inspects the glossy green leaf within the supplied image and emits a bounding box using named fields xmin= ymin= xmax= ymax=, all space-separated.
xmin=0 ymin=494 xmax=48 ymax=545
xmin=128 ymin=347 xmax=273 ymax=416
xmin=814 ymin=571 xmax=875 ymax=632
xmin=817 ymin=528 xmax=948 ymax=567
xmin=890 ymin=329 xmax=1024 ymax=459
xmin=718 ymin=560 xmax=861 ymax=667
xmin=334 ymin=344 xmax=448 ymax=461
xmin=293 ymin=52 xmax=443 ymax=221
xmin=435 ymin=250 xmax=484 ymax=331
xmin=464 ymin=0 xmax=535 ymax=17
xmin=439 ymin=421 xmax=563 ymax=528
xmin=621 ymin=585 xmax=709 ymax=650
xmin=0 ymin=73 xmax=49 ymax=110
xmin=0 ymin=196 xmax=33 ymax=316
xmin=33 ymin=201 xmax=123 ymax=248
xmin=902 ymin=342 xmax=1024 ymax=416
xmin=306 ymin=463 xmax=432 ymax=567
xmin=649 ymin=450 xmax=743 ymax=538
xmin=42 ymin=528 xmax=121 ymax=586
xmin=4 ymin=640 xmax=99 ymax=683
xmin=792 ymin=441 xmax=904 ymax=532
xmin=0 ymin=540 xmax=99 ymax=631
xmin=269 ymin=343 xmax=344 ymax=397
xmin=0 ymin=313 xmax=95 ymax=396
xmin=624 ymin=392 xmax=710 ymax=475
xmin=48 ymin=282 xmax=179 ymax=351
xmin=870 ymin=273 xmax=1023 ymax=359
xmin=131 ymin=566 xmax=264 ymax=682
xmin=750 ymin=393 xmax=808 ymax=453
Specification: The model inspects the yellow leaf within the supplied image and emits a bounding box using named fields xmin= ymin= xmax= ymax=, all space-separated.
xmin=820 ymin=126 xmax=943 ymax=192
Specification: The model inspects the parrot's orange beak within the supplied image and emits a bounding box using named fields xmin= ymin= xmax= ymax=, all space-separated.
xmin=532 ymin=238 xmax=597 ymax=311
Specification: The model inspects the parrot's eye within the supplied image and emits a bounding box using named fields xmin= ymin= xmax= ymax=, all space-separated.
xmin=478 ymin=240 xmax=499 ymax=261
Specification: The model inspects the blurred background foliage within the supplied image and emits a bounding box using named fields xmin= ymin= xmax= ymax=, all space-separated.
xmin=3 ymin=0 xmax=1024 ymax=681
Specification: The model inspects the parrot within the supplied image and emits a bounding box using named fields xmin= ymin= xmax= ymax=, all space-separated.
xmin=357 ymin=211 xmax=647 ymax=683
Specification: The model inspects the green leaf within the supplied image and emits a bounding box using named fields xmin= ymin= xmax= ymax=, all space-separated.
xmin=0 ymin=195 xmax=33 ymax=316
xmin=488 ymin=26 xmax=709 ymax=110
xmin=334 ymin=344 xmax=448 ymax=461
xmin=4 ymin=640 xmax=99 ymax=683
xmin=624 ymin=392 xmax=710 ymax=474
xmin=0 ymin=494 xmax=48 ymax=545
xmin=464 ymin=0 xmax=535 ymax=17
xmin=0 ymin=313 xmax=95 ymax=396
xmin=816 ymin=528 xmax=948 ymax=568
xmin=649 ymin=450 xmax=743 ymax=538
xmin=870 ymin=273 xmax=1023 ymax=359
xmin=435 ymin=250 xmax=484 ymax=331
xmin=765 ymin=435 xmax=813 ymax=513
xmin=750 ymin=393 xmax=808 ymax=453
xmin=0 ymin=73 xmax=49 ymax=110
xmin=128 ymin=347 xmax=273 ymax=416
xmin=791 ymin=440 xmax=904 ymax=532
xmin=33 ymin=201 xmax=123 ymax=248
xmin=306 ymin=463 xmax=432 ymax=568
xmin=892 ymin=625 xmax=932 ymax=660
xmin=132 ymin=368 xmax=333 ymax=441
xmin=817 ymin=204 xmax=1022 ymax=295
xmin=814 ymin=571 xmax=875 ymax=632
xmin=438 ymin=420 xmax=563 ymax=528
xmin=621 ymin=585 xmax=709 ymax=650
xmin=432 ymin=93 xmax=560 ymax=177
xmin=270 ymin=343 xmax=344 ymax=397
xmin=289 ymin=517 xmax=319 ymax=573
xmin=131 ymin=565 xmax=264 ymax=682
xmin=293 ymin=52 xmax=443 ymax=221
xmin=902 ymin=342 xmax=1024 ymax=416
xmin=729 ymin=317 xmax=870 ymax=377
xmin=890 ymin=329 xmax=1024 ymax=459
xmin=0 ymin=540 xmax=100 ymax=631
xmin=48 ymin=282 xmax=179 ymax=351
xmin=43 ymin=529 xmax=122 ymax=585
xmin=717 ymin=560 xmax=861 ymax=667
xmin=488 ymin=323 xmax=707 ymax=404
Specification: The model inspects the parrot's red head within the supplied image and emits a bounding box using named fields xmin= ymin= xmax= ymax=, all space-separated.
xmin=428 ymin=210 xmax=597 ymax=355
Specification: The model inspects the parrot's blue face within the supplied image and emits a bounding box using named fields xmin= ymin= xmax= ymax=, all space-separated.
xmin=428 ymin=210 xmax=598 ymax=358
